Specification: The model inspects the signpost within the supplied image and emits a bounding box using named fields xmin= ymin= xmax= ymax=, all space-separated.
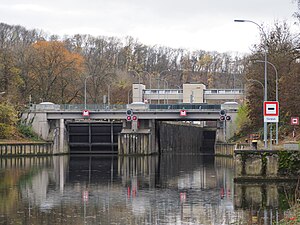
xmin=291 ymin=117 xmax=299 ymax=140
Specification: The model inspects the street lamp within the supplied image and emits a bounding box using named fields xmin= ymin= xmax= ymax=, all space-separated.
xmin=142 ymin=71 xmax=152 ymax=103
xmin=234 ymin=19 xmax=268 ymax=148
xmin=142 ymin=71 xmax=152 ymax=90
xmin=247 ymin=79 xmax=264 ymax=92
xmin=157 ymin=70 xmax=170 ymax=104
xmin=156 ymin=78 xmax=169 ymax=104
xmin=254 ymin=60 xmax=279 ymax=144
xmin=163 ymin=79 xmax=169 ymax=104
xmin=127 ymin=89 xmax=132 ymax=104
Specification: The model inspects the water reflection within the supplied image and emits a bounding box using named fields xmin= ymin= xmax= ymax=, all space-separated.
xmin=0 ymin=155 xmax=296 ymax=224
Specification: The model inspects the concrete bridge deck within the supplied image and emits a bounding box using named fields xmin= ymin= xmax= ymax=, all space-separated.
xmin=24 ymin=103 xmax=238 ymax=155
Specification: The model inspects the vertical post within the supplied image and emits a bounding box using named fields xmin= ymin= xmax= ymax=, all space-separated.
xmin=59 ymin=119 xmax=64 ymax=153
xmin=264 ymin=51 xmax=268 ymax=149
xmin=224 ymin=121 xmax=226 ymax=143
xmin=111 ymin=122 xmax=114 ymax=145
xmin=157 ymin=78 xmax=160 ymax=104
xmin=270 ymin=124 xmax=273 ymax=150
xmin=107 ymin=85 xmax=110 ymax=106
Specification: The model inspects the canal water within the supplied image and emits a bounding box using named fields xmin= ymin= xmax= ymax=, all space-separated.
xmin=0 ymin=154 xmax=297 ymax=225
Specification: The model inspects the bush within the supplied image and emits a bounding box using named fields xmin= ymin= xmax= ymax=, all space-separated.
xmin=0 ymin=103 xmax=18 ymax=125
xmin=0 ymin=123 xmax=14 ymax=139
xmin=17 ymin=123 xmax=39 ymax=139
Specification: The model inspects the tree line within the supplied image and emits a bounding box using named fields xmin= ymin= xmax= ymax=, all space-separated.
xmin=0 ymin=22 xmax=244 ymax=105
xmin=0 ymin=15 xmax=300 ymax=139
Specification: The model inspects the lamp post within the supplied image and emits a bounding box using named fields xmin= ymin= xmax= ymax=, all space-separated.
xmin=84 ymin=75 xmax=93 ymax=109
xmin=163 ymin=79 xmax=169 ymax=104
xmin=254 ymin=60 xmax=279 ymax=144
xmin=143 ymin=71 xmax=152 ymax=103
xmin=127 ymin=89 xmax=132 ymax=104
xmin=156 ymin=78 xmax=169 ymax=104
xmin=234 ymin=19 xmax=268 ymax=148
xmin=247 ymin=79 xmax=264 ymax=92
xmin=157 ymin=70 xmax=170 ymax=104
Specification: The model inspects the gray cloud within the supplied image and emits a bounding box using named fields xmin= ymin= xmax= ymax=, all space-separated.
xmin=0 ymin=0 xmax=297 ymax=52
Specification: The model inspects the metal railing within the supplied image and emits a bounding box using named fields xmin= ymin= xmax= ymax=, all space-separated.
xmin=204 ymin=89 xmax=244 ymax=94
xmin=29 ymin=103 xmax=222 ymax=112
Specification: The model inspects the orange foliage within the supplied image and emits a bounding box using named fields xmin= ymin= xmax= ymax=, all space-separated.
xmin=29 ymin=41 xmax=85 ymax=103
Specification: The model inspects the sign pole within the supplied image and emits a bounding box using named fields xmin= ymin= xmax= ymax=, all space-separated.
xmin=270 ymin=125 xmax=273 ymax=150
xmin=293 ymin=127 xmax=296 ymax=141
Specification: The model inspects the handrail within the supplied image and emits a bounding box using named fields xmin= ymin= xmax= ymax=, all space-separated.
xmin=28 ymin=103 xmax=222 ymax=112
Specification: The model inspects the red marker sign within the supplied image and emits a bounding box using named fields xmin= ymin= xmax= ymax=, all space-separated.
xmin=180 ymin=110 xmax=187 ymax=117
xmin=82 ymin=110 xmax=90 ymax=117
xmin=264 ymin=101 xmax=279 ymax=116
xmin=291 ymin=117 xmax=299 ymax=125
xmin=264 ymin=101 xmax=279 ymax=123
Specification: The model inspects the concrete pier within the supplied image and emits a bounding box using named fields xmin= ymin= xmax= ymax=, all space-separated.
xmin=118 ymin=119 xmax=159 ymax=155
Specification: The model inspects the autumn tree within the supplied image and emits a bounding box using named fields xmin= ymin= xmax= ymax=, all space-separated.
xmin=28 ymin=41 xmax=84 ymax=104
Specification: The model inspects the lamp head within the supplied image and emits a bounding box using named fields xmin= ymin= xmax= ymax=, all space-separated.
xmin=234 ymin=19 xmax=246 ymax=22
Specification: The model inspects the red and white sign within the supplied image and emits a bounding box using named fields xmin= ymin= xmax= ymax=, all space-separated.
xmin=264 ymin=101 xmax=279 ymax=116
xmin=82 ymin=110 xmax=90 ymax=117
xmin=180 ymin=110 xmax=187 ymax=117
xmin=264 ymin=101 xmax=279 ymax=123
xmin=291 ymin=117 xmax=299 ymax=125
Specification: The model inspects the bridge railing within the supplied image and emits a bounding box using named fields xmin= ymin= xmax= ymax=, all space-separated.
xmin=29 ymin=104 xmax=127 ymax=111
xmin=29 ymin=103 xmax=222 ymax=112
xmin=204 ymin=89 xmax=244 ymax=94
xmin=148 ymin=104 xmax=221 ymax=110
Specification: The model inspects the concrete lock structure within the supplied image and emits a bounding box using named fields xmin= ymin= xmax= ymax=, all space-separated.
xmin=22 ymin=83 xmax=241 ymax=155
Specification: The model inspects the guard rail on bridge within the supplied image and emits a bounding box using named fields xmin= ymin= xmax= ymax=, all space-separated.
xmin=29 ymin=103 xmax=221 ymax=111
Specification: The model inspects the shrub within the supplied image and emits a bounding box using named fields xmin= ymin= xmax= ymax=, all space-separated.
xmin=17 ymin=123 xmax=39 ymax=139
xmin=0 ymin=103 xmax=18 ymax=125
xmin=0 ymin=123 xmax=14 ymax=139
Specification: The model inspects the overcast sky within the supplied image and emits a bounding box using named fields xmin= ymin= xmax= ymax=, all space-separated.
xmin=0 ymin=0 xmax=298 ymax=53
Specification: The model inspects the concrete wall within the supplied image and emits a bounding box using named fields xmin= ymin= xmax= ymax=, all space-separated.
xmin=22 ymin=112 xmax=68 ymax=154
xmin=22 ymin=112 xmax=50 ymax=140
xmin=159 ymin=122 xmax=215 ymax=154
